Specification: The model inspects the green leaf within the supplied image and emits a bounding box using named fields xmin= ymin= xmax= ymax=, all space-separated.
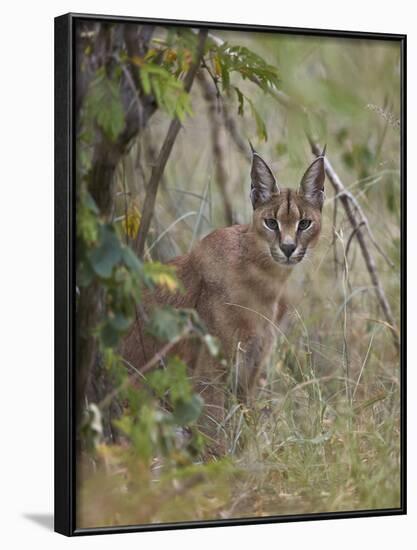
xmin=77 ymin=192 xmax=99 ymax=245
xmin=147 ymin=306 xmax=189 ymax=341
xmin=143 ymin=262 xmax=179 ymax=291
xmin=84 ymin=191 xmax=99 ymax=214
xmin=100 ymin=322 xmax=121 ymax=348
xmin=99 ymin=312 xmax=132 ymax=348
xmin=108 ymin=313 xmax=132 ymax=332
xmin=139 ymin=63 xmax=192 ymax=121
xmin=147 ymin=356 xmax=192 ymax=405
xmin=113 ymin=415 xmax=133 ymax=437
xmin=121 ymin=246 xmax=143 ymax=272
xmin=89 ymin=225 xmax=123 ymax=278
xmin=172 ymin=395 xmax=204 ymax=425
xmin=234 ymin=86 xmax=245 ymax=116
xmin=210 ymin=43 xmax=280 ymax=93
xmin=220 ymin=58 xmax=230 ymax=91
xmin=85 ymin=69 xmax=125 ymax=141
xmin=140 ymin=67 xmax=151 ymax=94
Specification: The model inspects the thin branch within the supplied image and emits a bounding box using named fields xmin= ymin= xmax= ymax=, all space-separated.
xmin=222 ymin=101 xmax=252 ymax=161
xmin=135 ymin=29 xmax=208 ymax=258
xmin=309 ymin=140 xmax=399 ymax=352
xmin=345 ymin=220 xmax=366 ymax=259
xmin=121 ymin=159 xmax=129 ymax=245
xmin=345 ymin=189 xmax=395 ymax=268
xmin=198 ymin=70 xmax=234 ymax=224
xmin=201 ymin=57 xmax=221 ymax=97
xmin=335 ymin=229 xmax=352 ymax=403
xmin=331 ymin=189 xmax=340 ymax=275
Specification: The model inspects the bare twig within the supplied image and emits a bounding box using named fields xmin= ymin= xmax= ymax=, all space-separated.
xmin=121 ymin=159 xmax=130 ymax=245
xmin=331 ymin=190 xmax=340 ymax=275
xmin=344 ymin=188 xmax=395 ymax=268
xmin=345 ymin=221 xmax=366 ymax=259
xmin=335 ymin=229 xmax=352 ymax=403
xmin=201 ymin=57 xmax=221 ymax=97
xmin=309 ymin=140 xmax=399 ymax=352
xmin=222 ymin=102 xmax=252 ymax=161
xmin=198 ymin=70 xmax=234 ymax=224
xmin=136 ymin=29 xmax=208 ymax=258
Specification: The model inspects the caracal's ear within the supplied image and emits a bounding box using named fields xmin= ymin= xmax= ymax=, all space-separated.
xmin=299 ymin=146 xmax=326 ymax=209
xmin=249 ymin=142 xmax=279 ymax=209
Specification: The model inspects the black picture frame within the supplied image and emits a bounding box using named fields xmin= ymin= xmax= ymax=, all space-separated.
xmin=54 ymin=12 xmax=407 ymax=537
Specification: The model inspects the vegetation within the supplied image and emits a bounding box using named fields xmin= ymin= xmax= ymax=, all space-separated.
xmin=75 ymin=21 xmax=401 ymax=528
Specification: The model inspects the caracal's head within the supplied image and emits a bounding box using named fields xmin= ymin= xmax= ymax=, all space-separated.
xmin=249 ymin=145 xmax=326 ymax=267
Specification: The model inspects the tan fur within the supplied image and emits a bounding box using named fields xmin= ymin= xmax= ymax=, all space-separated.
xmin=121 ymin=154 xmax=325 ymax=453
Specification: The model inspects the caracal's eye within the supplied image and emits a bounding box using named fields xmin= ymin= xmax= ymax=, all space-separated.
xmin=264 ymin=218 xmax=279 ymax=230
xmin=298 ymin=219 xmax=312 ymax=231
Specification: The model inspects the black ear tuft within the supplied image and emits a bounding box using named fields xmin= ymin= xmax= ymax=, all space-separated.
xmin=250 ymin=149 xmax=279 ymax=209
xmin=299 ymin=154 xmax=326 ymax=209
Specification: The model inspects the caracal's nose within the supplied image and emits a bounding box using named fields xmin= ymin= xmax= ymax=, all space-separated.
xmin=280 ymin=242 xmax=296 ymax=258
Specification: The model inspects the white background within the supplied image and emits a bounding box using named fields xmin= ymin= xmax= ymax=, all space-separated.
xmin=0 ymin=0 xmax=414 ymax=548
